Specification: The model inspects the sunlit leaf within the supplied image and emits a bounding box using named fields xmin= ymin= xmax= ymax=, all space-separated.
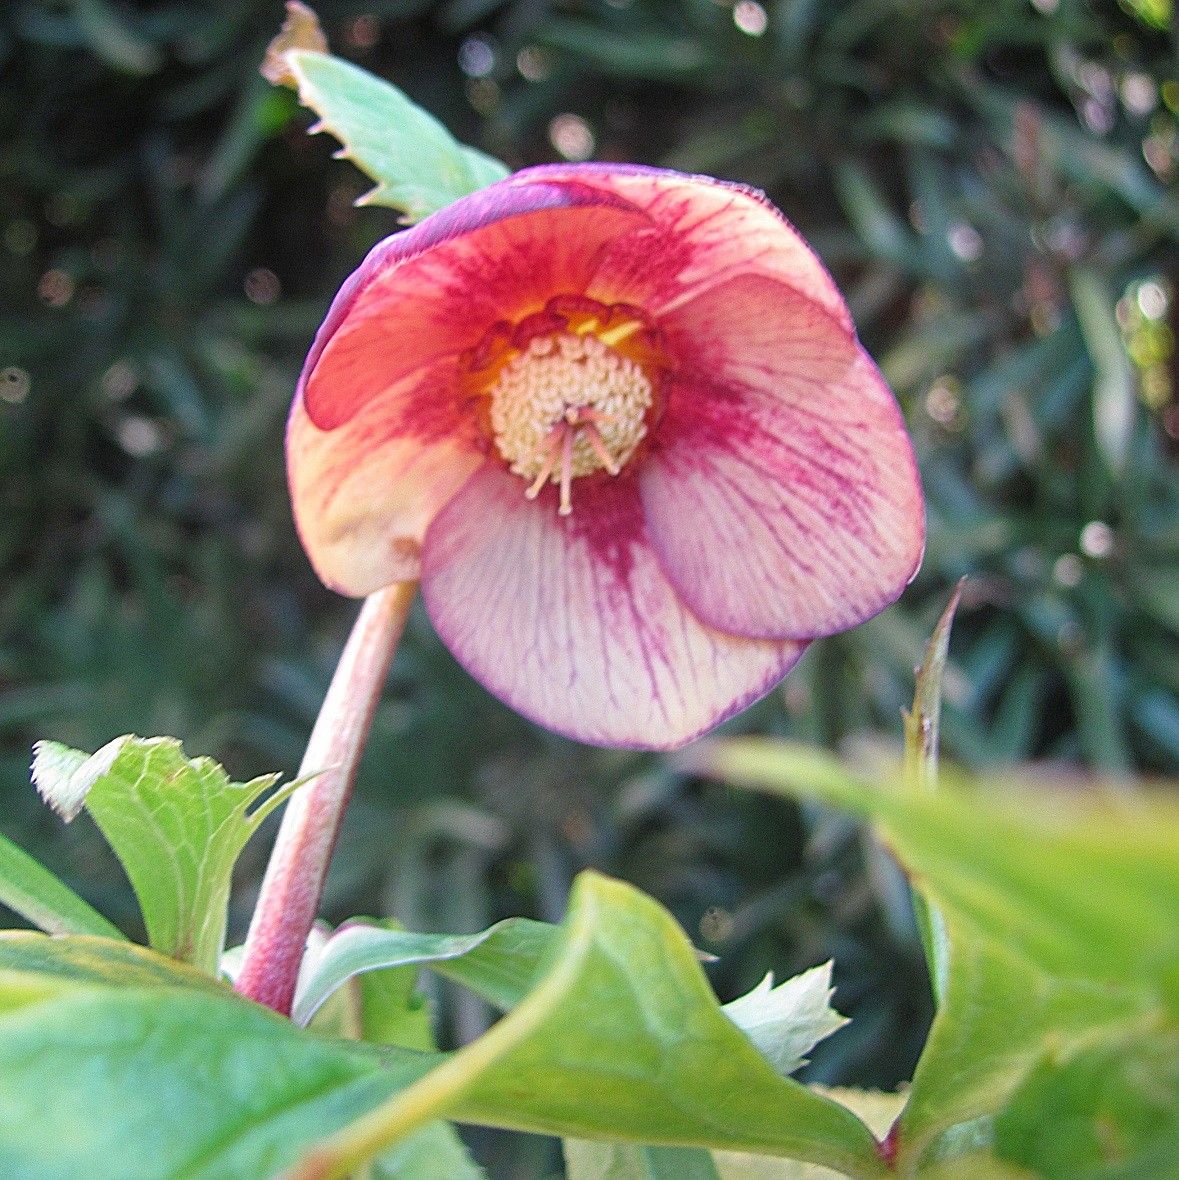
xmin=277 ymin=48 xmax=508 ymax=222
xmin=721 ymin=963 xmax=847 ymax=1078
xmin=291 ymin=873 xmax=885 ymax=1179
xmin=32 ymin=736 xmax=300 ymax=973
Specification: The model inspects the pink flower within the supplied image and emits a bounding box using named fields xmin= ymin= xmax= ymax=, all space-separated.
xmin=288 ymin=164 xmax=924 ymax=748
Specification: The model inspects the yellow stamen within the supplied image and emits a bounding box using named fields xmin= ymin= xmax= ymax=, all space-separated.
xmin=598 ymin=319 xmax=643 ymax=348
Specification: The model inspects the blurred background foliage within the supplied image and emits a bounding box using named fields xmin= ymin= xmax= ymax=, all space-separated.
xmin=0 ymin=0 xmax=1177 ymax=1172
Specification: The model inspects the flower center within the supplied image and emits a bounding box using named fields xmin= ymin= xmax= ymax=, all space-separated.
xmin=486 ymin=331 xmax=654 ymax=516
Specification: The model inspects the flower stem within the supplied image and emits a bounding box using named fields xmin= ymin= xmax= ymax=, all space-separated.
xmin=235 ymin=582 xmax=417 ymax=1015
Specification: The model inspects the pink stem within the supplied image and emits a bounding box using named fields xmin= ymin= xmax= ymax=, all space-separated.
xmin=235 ymin=582 xmax=417 ymax=1015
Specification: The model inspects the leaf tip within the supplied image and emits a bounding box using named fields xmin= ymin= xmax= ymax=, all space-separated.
xmin=31 ymin=735 xmax=129 ymax=822
xmin=261 ymin=1 xmax=329 ymax=88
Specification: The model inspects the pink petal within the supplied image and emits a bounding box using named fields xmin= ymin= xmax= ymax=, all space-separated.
xmin=640 ymin=274 xmax=925 ymax=640
xmin=302 ymin=188 xmax=650 ymax=431
xmin=515 ymin=163 xmax=849 ymax=328
xmin=420 ymin=464 xmax=805 ymax=749
xmin=288 ymin=358 xmax=482 ymax=594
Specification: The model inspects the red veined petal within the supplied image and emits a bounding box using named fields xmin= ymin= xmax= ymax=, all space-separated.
xmin=302 ymin=186 xmax=651 ymax=431
xmin=640 ymin=273 xmax=924 ymax=640
xmin=420 ymin=463 xmax=805 ymax=749
xmin=288 ymin=357 xmax=483 ymax=594
xmin=514 ymin=163 xmax=850 ymax=327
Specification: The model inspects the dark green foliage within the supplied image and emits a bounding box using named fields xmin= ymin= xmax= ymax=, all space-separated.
xmin=0 ymin=1 xmax=1175 ymax=1171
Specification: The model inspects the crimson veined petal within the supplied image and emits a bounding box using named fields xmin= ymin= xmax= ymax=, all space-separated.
xmin=513 ymin=162 xmax=850 ymax=328
xmin=640 ymin=273 xmax=925 ymax=641
xmin=302 ymin=189 xmax=651 ymax=432
xmin=420 ymin=463 xmax=806 ymax=749
xmin=288 ymin=357 xmax=482 ymax=593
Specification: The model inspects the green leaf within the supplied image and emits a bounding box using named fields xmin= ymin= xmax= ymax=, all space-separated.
xmin=899 ymin=916 xmax=1149 ymax=1168
xmin=901 ymin=583 xmax=963 ymax=1005
xmin=1071 ymin=267 xmax=1137 ymax=477
xmin=689 ymin=742 xmax=1179 ymax=994
xmin=565 ymin=1141 xmax=722 ymax=1179
xmin=348 ymin=935 xmax=487 ymax=1180
xmin=0 ymin=828 xmax=125 ymax=940
xmin=292 ymin=915 xmax=557 ymax=1026
xmin=32 ymin=736 xmax=300 ymax=973
xmin=296 ymin=918 xmax=846 ymax=1080
xmin=566 ymin=1090 xmax=906 ymax=1180
xmin=292 ymin=873 xmax=886 ymax=1179
xmin=0 ymin=934 xmax=437 ymax=1179
xmin=372 ymin=1126 xmax=486 ymax=1180
xmin=0 ymin=932 xmax=232 ymax=993
xmin=281 ymin=49 xmax=509 ymax=222
xmin=0 ymin=881 xmax=882 ymax=1180
xmin=686 ymin=741 xmax=1174 ymax=1167
xmin=992 ymin=1030 xmax=1179 ymax=1177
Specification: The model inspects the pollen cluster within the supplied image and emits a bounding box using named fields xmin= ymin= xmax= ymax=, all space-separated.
xmin=488 ymin=332 xmax=653 ymax=514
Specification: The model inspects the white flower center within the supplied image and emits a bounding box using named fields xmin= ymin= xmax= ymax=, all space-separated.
xmin=488 ymin=332 xmax=653 ymax=515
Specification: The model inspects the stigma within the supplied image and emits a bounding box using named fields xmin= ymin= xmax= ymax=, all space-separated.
xmin=487 ymin=332 xmax=653 ymax=515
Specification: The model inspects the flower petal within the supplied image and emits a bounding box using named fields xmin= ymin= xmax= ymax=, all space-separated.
xmin=420 ymin=464 xmax=805 ymax=748
xmin=514 ymin=163 xmax=849 ymax=327
xmin=640 ymin=274 xmax=925 ymax=640
xmin=288 ymin=358 xmax=482 ymax=594
xmin=303 ymin=183 xmax=650 ymax=431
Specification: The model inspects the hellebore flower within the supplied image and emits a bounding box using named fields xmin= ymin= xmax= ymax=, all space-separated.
xmin=288 ymin=164 xmax=925 ymax=748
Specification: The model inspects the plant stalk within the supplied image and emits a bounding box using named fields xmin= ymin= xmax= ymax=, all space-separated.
xmin=236 ymin=582 xmax=417 ymax=1015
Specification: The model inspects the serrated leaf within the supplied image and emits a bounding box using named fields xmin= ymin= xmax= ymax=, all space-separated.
xmin=32 ymin=736 xmax=300 ymax=973
xmin=0 ymin=828 xmax=125 ymax=940
xmin=291 ymin=873 xmax=886 ymax=1179
xmin=280 ymin=49 xmax=508 ymax=223
xmin=721 ymin=963 xmax=847 ymax=1078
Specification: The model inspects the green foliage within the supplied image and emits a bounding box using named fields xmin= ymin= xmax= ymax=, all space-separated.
xmin=0 ymin=933 xmax=436 ymax=1179
xmin=299 ymin=872 xmax=881 ymax=1178
xmin=295 ymin=916 xmax=846 ymax=1078
xmin=692 ymin=738 xmax=1178 ymax=1174
xmin=0 ymin=874 xmax=881 ymax=1180
xmin=564 ymin=1090 xmax=908 ymax=1180
xmin=0 ymin=829 xmax=124 ymax=940
xmin=992 ymin=1032 xmax=1179 ymax=1177
xmin=31 ymin=736 xmax=298 ymax=972
xmin=283 ymin=48 xmax=508 ymax=222
xmin=292 ymin=914 xmax=556 ymax=1025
